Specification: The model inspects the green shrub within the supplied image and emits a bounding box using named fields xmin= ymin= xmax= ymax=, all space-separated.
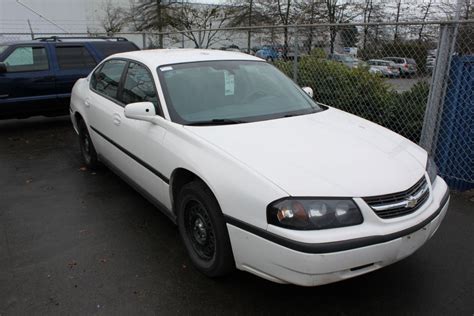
xmin=274 ymin=56 xmax=429 ymax=141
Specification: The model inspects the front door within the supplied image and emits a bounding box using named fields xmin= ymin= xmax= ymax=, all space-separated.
xmin=0 ymin=45 xmax=56 ymax=117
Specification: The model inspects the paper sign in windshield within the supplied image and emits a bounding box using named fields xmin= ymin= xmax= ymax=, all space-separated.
xmin=224 ymin=71 xmax=235 ymax=96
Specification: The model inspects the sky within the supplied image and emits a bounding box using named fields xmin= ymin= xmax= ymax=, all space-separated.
xmin=0 ymin=0 xmax=227 ymax=34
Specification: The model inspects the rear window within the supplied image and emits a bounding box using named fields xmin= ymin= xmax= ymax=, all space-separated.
xmin=90 ymin=42 xmax=139 ymax=58
xmin=55 ymin=46 xmax=97 ymax=70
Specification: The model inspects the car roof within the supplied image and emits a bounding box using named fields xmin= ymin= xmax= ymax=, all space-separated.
xmin=369 ymin=59 xmax=391 ymax=62
xmin=110 ymin=49 xmax=262 ymax=68
xmin=0 ymin=39 xmax=130 ymax=46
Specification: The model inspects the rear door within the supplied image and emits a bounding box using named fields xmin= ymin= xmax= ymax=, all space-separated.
xmin=85 ymin=58 xmax=145 ymax=177
xmin=52 ymin=44 xmax=98 ymax=104
xmin=0 ymin=44 xmax=55 ymax=116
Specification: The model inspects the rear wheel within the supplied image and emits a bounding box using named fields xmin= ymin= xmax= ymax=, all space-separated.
xmin=177 ymin=181 xmax=235 ymax=277
xmin=77 ymin=119 xmax=99 ymax=170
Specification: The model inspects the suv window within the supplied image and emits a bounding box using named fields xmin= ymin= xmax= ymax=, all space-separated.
xmin=3 ymin=46 xmax=49 ymax=72
xmin=121 ymin=62 xmax=159 ymax=108
xmin=0 ymin=45 xmax=9 ymax=55
xmin=89 ymin=42 xmax=139 ymax=58
xmin=91 ymin=59 xmax=127 ymax=101
xmin=55 ymin=46 xmax=96 ymax=70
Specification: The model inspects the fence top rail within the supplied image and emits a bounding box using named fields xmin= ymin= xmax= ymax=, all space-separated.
xmin=1 ymin=19 xmax=473 ymax=37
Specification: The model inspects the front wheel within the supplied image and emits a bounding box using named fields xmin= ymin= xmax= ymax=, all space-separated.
xmin=177 ymin=181 xmax=235 ymax=277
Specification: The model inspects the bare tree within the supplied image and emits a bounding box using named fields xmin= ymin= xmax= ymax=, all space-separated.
xmin=361 ymin=0 xmax=373 ymax=49
xmin=229 ymin=0 xmax=273 ymax=51
xmin=324 ymin=0 xmax=359 ymax=53
xmin=417 ymin=0 xmax=433 ymax=42
xmin=129 ymin=0 xmax=174 ymax=48
xmin=170 ymin=3 xmax=236 ymax=49
xmin=100 ymin=0 xmax=127 ymax=35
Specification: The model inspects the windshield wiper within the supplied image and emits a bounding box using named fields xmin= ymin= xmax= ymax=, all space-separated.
xmin=186 ymin=119 xmax=247 ymax=126
xmin=282 ymin=109 xmax=319 ymax=118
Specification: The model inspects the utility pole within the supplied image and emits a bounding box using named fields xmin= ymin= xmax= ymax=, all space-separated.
xmin=27 ymin=19 xmax=34 ymax=39
xmin=247 ymin=0 xmax=253 ymax=53
xmin=182 ymin=0 xmax=185 ymax=48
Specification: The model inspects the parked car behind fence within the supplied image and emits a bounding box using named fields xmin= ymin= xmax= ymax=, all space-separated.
xmin=382 ymin=57 xmax=417 ymax=77
xmin=328 ymin=53 xmax=361 ymax=68
xmin=255 ymin=46 xmax=280 ymax=61
xmin=367 ymin=59 xmax=401 ymax=77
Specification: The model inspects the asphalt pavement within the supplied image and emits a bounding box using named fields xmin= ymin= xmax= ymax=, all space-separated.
xmin=1 ymin=116 xmax=473 ymax=315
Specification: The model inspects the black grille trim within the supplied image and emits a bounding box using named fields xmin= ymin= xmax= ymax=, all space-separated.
xmin=363 ymin=177 xmax=430 ymax=219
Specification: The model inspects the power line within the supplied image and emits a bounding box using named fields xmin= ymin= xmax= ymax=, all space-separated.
xmin=15 ymin=0 xmax=70 ymax=33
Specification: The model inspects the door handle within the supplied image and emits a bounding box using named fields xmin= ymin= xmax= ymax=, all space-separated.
xmin=113 ymin=113 xmax=121 ymax=126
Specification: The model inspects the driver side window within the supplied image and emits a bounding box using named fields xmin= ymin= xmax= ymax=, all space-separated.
xmin=91 ymin=59 xmax=127 ymax=101
xmin=120 ymin=62 xmax=159 ymax=111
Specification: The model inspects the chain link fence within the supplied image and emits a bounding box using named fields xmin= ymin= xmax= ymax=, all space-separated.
xmin=1 ymin=21 xmax=473 ymax=189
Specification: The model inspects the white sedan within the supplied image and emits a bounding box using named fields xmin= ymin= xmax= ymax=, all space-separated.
xmin=70 ymin=49 xmax=449 ymax=286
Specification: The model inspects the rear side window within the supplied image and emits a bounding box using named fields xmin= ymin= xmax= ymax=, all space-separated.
xmin=120 ymin=62 xmax=159 ymax=108
xmin=91 ymin=59 xmax=127 ymax=101
xmin=0 ymin=45 xmax=9 ymax=55
xmin=55 ymin=46 xmax=97 ymax=70
xmin=90 ymin=42 xmax=139 ymax=58
xmin=3 ymin=46 xmax=49 ymax=72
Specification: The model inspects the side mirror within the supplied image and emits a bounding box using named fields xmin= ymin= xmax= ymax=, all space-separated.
xmin=124 ymin=102 xmax=157 ymax=123
xmin=0 ymin=62 xmax=7 ymax=74
xmin=302 ymin=87 xmax=314 ymax=98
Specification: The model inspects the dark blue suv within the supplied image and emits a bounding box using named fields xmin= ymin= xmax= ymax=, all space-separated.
xmin=0 ymin=37 xmax=139 ymax=119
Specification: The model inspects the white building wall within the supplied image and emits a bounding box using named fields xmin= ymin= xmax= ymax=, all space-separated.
xmin=0 ymin=0 xmax=129 ymax=34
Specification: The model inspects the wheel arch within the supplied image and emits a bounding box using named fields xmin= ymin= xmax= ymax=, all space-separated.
xmin=72 ymin=111 xmax=84 ymax=134
xmin=169 ymin=168 xmax=221 ymax=217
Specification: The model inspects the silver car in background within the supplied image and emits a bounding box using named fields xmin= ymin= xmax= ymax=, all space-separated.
xmin=383 ymin=57 xmax=417 ymax=77
xmin=367 ymin=59 xmax=401 ymax=77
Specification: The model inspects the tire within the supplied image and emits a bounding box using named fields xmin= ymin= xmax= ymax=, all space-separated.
xmin=266 ymin=56 xmax=274 ymax=62
xmin=77 ymin=119 xmax=99 ymax=170
xmin=177 ymin=181 xmax=235 ymax=277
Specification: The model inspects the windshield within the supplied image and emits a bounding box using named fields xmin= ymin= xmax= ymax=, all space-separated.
xmin=0 ymin=45 xmax=9 ymax=55
xmin=157 ymin=60 xmax=322 ymax=125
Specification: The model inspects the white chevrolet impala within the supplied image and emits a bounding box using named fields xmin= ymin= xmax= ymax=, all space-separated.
xmin=70 ymin=49 xmax=450 ymax=286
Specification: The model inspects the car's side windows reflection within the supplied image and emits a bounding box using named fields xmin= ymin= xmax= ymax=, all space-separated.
xmin=91 ymin=59 xmax=127 ymax=102
xmin=120 ymin=62 xmax=159 ymax=110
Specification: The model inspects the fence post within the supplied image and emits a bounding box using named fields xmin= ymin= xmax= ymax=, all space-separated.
xmin=142 ymin=33 xmax=146 ymax=49
xmin=292 ymin=26 xmax=299 ymax=83
xmin=419 ymin=23 xmax=457 ymax=155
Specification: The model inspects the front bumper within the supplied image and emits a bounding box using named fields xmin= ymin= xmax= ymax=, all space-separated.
xmin=226 ymin=177 xmax=449 ymax=286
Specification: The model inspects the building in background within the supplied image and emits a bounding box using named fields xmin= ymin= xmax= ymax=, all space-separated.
xmin=0 ymin=0 xmax=129 ymax=35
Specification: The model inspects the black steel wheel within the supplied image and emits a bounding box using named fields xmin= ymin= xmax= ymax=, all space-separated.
xmin=177 ymin=181 xmax=235 ymax=277
xmin=78 ymin=119 xmax=99 ymax=169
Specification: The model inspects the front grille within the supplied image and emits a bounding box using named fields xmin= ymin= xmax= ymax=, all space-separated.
xmin=363 ymin=177 xmax=430 ymax=219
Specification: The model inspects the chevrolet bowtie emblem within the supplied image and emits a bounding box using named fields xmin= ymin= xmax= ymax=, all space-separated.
xmin=405 ymin=196 xmax=419 ymax=208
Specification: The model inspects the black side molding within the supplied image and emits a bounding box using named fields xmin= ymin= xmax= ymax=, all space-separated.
xmin=90 ymin=126 xmax=170 ymax=184
xmin=225 ymin=189 xmax=450 ymax=254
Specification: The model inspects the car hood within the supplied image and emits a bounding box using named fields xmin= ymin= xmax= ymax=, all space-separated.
xmin=185 ymin=108 xmax=427 ymax=197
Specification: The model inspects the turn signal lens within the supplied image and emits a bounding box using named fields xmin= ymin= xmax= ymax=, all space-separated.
xmin=267 ymin=198 xmax=363 ymax=230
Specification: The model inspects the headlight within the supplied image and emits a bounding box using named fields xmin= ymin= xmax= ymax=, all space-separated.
xmin=267 ymin=198 xmax=363 ymax=230
xmin=426 ymin=156 xmax=438 ymax=184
